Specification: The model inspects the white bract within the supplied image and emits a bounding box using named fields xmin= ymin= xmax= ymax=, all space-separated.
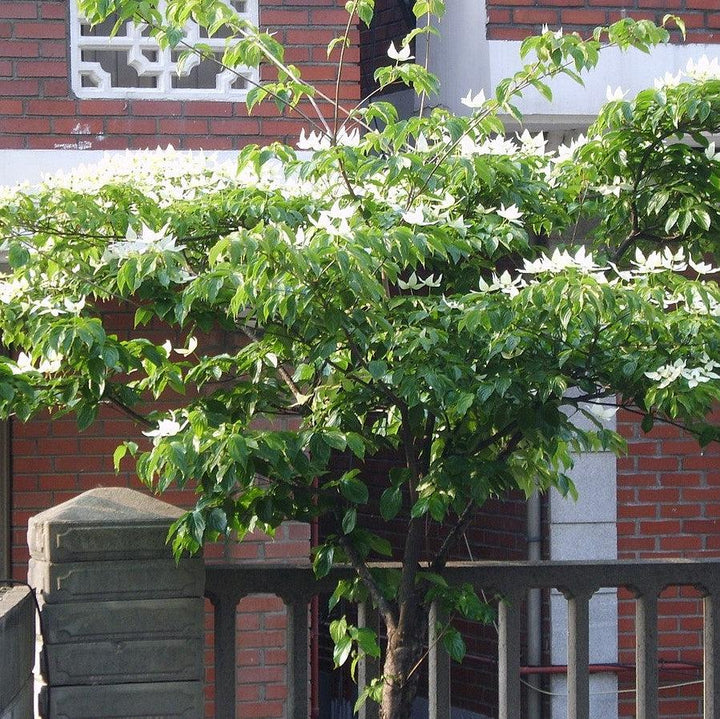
xmin=143 ymin=418 xmax=185 ymax=443
xmin=460 ymin=90 xmax=486 ymax=110
xmin=104 ymin=224 xmax=183 ymax=261
xmin=631 ymin=247 xmax=687 ymax=274
xmin=686 ymin=55 xmax=720 ymax=82
xmin=522 ymin=247 xmax=606 ymax=276
xmin=646 ymin=358 xmax=720 ymax=389
xmin=387 ymin=41 xmax=413 ymax=63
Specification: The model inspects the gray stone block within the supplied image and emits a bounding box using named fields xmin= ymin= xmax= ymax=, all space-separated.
xmin=44 ymin=637 xmax=204 ymax=685
xmin=549 ymin=522 xmax=617 ymax=561
xmin=0 ymin=587 xmax=35 ymax=710
xmin=0 ymin=678 xmax=33 ymax=719
xmin=42 ymin=597 xmax=204 ymax=644
xmin=40 ymin=681 xmax=204 ymax=719
xmin=28 ymin=487 xmax=184 ymax=563
xmin=550 ymin=452 xmax=617 ymax=525
xmin=29 ymin=557 xmax=204 ymax=604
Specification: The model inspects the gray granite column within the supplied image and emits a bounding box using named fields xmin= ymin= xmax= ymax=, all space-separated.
xmin=28 ymin=487 xmax=205 ymax=719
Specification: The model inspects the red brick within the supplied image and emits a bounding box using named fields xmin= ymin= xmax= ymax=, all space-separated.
xmin=77 ymin=99 xmax=129 ymax=115
xmin=263 ymin=9 xmax=310 ymax=25
xmin=26 ymin=99 xmax=76 ymax=115
xmin=658 ymin=535 xmax=703 ymax=551
xmin=106 ymin=117 xmax=158 ymax=134
xmin=183 ymin=136 xmax=234 ymax=150
xmin=14 ymin=21 xmax=65 ymax=39
xmin=0 ymin=2 xmax=36 ymax=18
xmin=184 ymin=101 xmax=234 ymax=117
xmin=684 ymin=519 xmax=720 ymax=534
xmin=512 ymin=8 xmax=559 ymax=24
xmin=639 ymin=519 xmax=682 ymax=534
xmin=40 ymin=4 xmax=68 ymax=20
xmin=0 ymin=39 xmax=38 ymax=57
xmin=52 ymin=117 xmax=104 ymax=134
xmin=0 ymin=116 xmax=49 ymax=132
xmin=131 ymin=100 xmax=183 ymax=116
xmin=0 ymin=99 xmax=22 ymax=114
xmin=561 ymin=9 xmax=607 ymax=25
xmin=159 ymin=118 xmax=209 ymax=134
xmin=637 ymin=456 xmax=680 ymax=471
xmin=41 ymin=78 xmax=68 ymax=96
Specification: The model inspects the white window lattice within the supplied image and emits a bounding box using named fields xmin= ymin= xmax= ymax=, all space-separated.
xmin=70 ymin=0 xmax=259 ymax=100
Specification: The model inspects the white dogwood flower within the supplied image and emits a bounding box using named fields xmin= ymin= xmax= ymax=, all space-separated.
xmin=606 ymin=85 xmax=627 ymax=102
xmin=496 ymin=204 xmax=524 ymax=225
xmin=387 ymin=41 xmax=413 ymax=62
xmin=686 ymin=55 xmax=720 ymax=81
xmin=104 ymin=224 xmax=183 ymax=261
xmin=460 ymin=89 xmax=486 ymax=110
xmin=143 ymin=418 xmax=184 ymax=443
xmin=645 ymin=359 xmax=687 ymax=388
xmin=631 ymin=247 xmax=687 ymax=274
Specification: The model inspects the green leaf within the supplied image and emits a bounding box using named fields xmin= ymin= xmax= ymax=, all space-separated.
xmin=380 ymin=486 xmax=402 ymax=520
xmin=339 ymin=471 xmax=368 ymax=504
xmin=313 ymin=544 xmax=334 ymax=578
xmin=342 ymin=507 xmax=357 ymax=534
xmin=442 ymin=626 xmax=466 ymax=662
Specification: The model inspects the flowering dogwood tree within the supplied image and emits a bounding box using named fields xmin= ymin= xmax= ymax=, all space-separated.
xmin=1 ymin=1 xmax=720 ymax=716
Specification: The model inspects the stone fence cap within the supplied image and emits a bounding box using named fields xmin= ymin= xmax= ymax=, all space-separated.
xmin=30 ymin=487 xmax=184 ymax=526
xmin=28 ymin=487 xmax=186 ymax=563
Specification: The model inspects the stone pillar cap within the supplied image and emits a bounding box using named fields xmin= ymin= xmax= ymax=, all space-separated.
xmin=28 ymin=487 xmax=186 ymax=562
xmin=30 ymin=487 xmax=184 ymax=526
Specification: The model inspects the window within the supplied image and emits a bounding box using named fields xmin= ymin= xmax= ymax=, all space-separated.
xmin=70 ymin=0 xmax=259 ymax=100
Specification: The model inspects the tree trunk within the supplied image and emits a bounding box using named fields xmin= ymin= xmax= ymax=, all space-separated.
xmin=379 ymin=613 xmax=428 ymax=719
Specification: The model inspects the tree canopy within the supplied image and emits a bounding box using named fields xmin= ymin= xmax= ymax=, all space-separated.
xmin=1 ymin=3 xmax=719 ymax=716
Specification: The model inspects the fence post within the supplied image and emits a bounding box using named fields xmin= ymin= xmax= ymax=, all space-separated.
xmin=28 ymin=487 xmax=205 ymax=719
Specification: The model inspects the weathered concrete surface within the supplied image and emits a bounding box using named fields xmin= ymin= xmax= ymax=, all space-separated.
xmin=0 ymin=586 xmax=34 ymax=715
xmin=45 ymin=636 xmax=204 ymax=685
xmin=28 ymin=556 xmax=204 ymax=604
xmin=40 ymin=681 xmax=204 ymax=719
xmin=28 ymin=486 xmax=184 ymax=562
xmin=41 ymin=597 xmax=203 ymax=643
xmin=0 ymin=679 xmax=32 ymax=719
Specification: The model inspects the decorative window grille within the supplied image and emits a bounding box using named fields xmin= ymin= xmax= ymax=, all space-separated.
xmin=69 ymin=0 xmax=259 ymax=100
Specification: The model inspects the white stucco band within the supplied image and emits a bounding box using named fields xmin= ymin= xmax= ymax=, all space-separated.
xmin=487 ymin=41 xmax=720 ymax=128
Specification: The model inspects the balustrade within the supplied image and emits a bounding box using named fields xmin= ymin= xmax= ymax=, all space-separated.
xmin=205 ymin=559 xmax=720 ymax=719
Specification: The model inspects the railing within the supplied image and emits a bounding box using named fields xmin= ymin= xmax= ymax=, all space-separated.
xmin=205 ymin=559 xmax=720 ymax=719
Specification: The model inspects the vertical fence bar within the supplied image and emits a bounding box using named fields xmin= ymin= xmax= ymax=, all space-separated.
xmin=213 ymin=592 xmax=237 ymax=719
xmin=635 ymin=588 xmax=659 ymax=719
xmin=286 ymin=599 xmax=310 ymax=719
xmin=567 ymin=590 xmax=592 ymax=719
xmin=429 ymin=601 xmax=451 ymax=719
xmin=705 ymin=588 xmax=720 ymax=719
xmin=498 ymin=591 xmax=522 ymax=719
xmin=357 ymin=602 xmax=380 ymax=719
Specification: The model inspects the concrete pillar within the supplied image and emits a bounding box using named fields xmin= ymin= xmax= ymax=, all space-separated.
xmin=28 ymin=487 xmax=205 ymax=719
xmin=0 ymin=586 xmax=34 ymax=719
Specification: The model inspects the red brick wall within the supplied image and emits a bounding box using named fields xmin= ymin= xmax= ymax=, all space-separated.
xmin=0 ymin=0 xmax=361 ymax=150
xmin=616 ymin=410 xmax=720 ymax=719
xmin=486 ymin=0 xmax=718 ymax=43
